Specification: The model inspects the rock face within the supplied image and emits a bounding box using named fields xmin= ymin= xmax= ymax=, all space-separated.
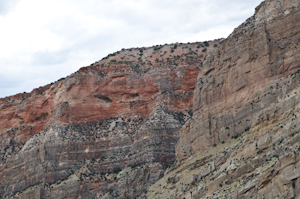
xmin=0 ymin=41 xmax=218 ymax=198
xmin=176 ymin=0 xmax=300 ymax=162
xmin=145 ymin=0 xmax=300 ymax=198
xmin=2 ymin=0 xmax=300 ymax=198
xmin=146 ymin=87 xmax=300 ymax=198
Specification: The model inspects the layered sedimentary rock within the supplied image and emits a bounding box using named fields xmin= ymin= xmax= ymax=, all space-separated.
xmin=2 ymin=0 xmax=300 ymax=198
xmin=145 ymin=0 xmax=300 ymax=198
xmin=176 ymin=0 xmax=300 ymax=163
xmin=146 ymin=85 xmax=300 ymax=198
xmin=0 ymin=41 xmax=218 ymax=198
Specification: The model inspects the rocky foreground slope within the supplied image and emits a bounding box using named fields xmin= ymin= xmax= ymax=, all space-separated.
xmin=145 ymin=0 xmax=300 ymax=198
xmin=0 ymin=38 xmax=218 ymax=198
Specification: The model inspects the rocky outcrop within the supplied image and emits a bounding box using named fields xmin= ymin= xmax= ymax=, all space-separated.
xmin=176 ymin=0 xmax=300 ymax=163
xmin=145 ymin=85 xmax=300 ymax=198
xmin=144 ymin=0 xmax=300 ymax=198
xmin=0 ymin=41 xmax=219 ymax=198
xmin=2 ymin=0 xmax=300 ymax=198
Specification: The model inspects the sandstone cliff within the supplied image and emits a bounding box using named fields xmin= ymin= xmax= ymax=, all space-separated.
xmin=0 ymin=41 xmax=218 ymax=198
xmin=2 ymin=0 xmax=300 ymax=198
xmin=146 ymin=0 xmax=300 ymax=198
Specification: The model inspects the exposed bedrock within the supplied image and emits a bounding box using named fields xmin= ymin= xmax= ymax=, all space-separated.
xmin=176 ymin=0 xmax=300 ymax=163
xmin=0 ymin=41 xmax=219 ymax=198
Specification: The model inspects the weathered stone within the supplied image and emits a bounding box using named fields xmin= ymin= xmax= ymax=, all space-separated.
xmin=176 ymin=0 xmax=300 ymax=163
xmin=145 ymin=0 xmax=300 ymax=198
xmin=1 ymin=0 xmax=300 ymax=198
xmin=0 ymin=41 xmax=219 ymax=198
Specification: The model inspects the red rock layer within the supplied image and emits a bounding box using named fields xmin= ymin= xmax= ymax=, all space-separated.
xmin=0 ymin=41 xmax=219 ymax=198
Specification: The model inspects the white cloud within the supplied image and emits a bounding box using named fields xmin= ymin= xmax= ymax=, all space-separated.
xmin=0 ymin=0 xmax=263 ymax=98
xmin=0 ymin=0 xmax=20 ymax=15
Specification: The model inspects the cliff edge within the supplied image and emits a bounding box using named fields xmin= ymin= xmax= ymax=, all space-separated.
xmin=146 ymin=0 xmax=300 ymax=198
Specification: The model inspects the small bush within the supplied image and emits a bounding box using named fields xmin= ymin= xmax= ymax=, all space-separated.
xmin=154 ymin=46 xmax=160 ymax=51
xmin=130 ymin=162 xmax=146 ymax=169
xmin=257 ymin=150 xmax=263 ymax=154
xmin=245 ymin=126 xmax=251 ymax=132
xmin=113 ymin=167 xmax=122 ymax=174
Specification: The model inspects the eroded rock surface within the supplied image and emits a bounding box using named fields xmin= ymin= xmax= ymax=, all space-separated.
xmin=176 ymin=0 xmax=300 ymax=163
xmin=145 ymin=0 xmax=300 ymax=198
xmin=0 ymin=41 xmax=218 ymax=198
xmin=146 ymin=79 xmax=300 ymax=199
xmin=2 ymin=0 xmax=300 ymax=198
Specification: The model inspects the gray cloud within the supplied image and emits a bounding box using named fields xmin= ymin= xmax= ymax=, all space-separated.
xmin=32 ymin=50 xmax=68 ymax=66
xmin=0 ymin=0 xmax=264 ymax=98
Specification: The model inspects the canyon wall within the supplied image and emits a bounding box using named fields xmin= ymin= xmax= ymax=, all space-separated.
xmin=176 ymin=0 xmax=300 ymax=163
xmin=1 ymin=0 xmax=300 ymax=198
xmin=0 ymin=41 xmax=218 ymax=198
xmin=145 ymin=0 xmax=300 ymax=198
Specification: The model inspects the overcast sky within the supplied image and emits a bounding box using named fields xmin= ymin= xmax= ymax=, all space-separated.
xmin=0 ymin=0 xmax=263 ymax=98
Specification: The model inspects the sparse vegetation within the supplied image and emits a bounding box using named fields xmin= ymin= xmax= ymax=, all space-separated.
xmin=112 ymin=166 xmax=122 ymax=174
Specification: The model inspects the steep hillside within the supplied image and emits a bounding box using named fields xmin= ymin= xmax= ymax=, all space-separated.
xmin=146 ymin=0 xmax=300 ymax=198
xmin=0 ymin=41 xmax=219 ymax=198
xmin=1 ymin=0 xmax=300 ymax=198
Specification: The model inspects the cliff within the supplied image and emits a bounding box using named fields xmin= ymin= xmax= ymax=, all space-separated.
xmin=1 ymin=0 xmax=300 ymax=198
xmin=146 ymin=0 xmax=300 ymax=198
xmin=0 ymin=41 xmax=219 ymax=198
